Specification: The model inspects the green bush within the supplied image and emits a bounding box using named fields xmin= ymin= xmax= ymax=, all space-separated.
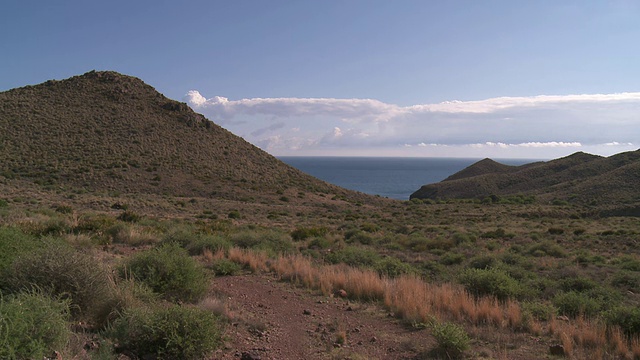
xmin=430 ymin=321 xmax=469 ymax=358
xmin=526 ymin=241 xmax=567 ymax=258
xmin=186 ymin=234 xmax=232 ymax=255
xmin=439 ymin=252 xmax=465 ymax=265
xmin=375 ymin=257 xmax=413 ymax=278
xmin=468 ymin=255 xmax=497 ymax=269
xmin=560 ymin=277 xmax=597 ymax=293
xmin=458 ymin=268 xmax=522 ymax=301
xmin=121 ymin=243 xmax=209 ymax=303
xmin=552 ymin=291 xmax=602 ymax=317
xmin=0 ymin=227 xmax=45 ymax=274
xmin=0 ymin=290 xmax=71 ymax=360
xmin=210 ymin=258 xmax=242 ymax=276
xmin=610 ymin=270 xmax=640 ymax=291
xmin=229 ymin=230 xmax=293 ymax=255
xmin=291 ymin=226 xmax=328 ymax=241
xmin=2 ymin=243 xmax=111 ymax=318
xmin=109 ymin=304 xmax=223 ymax=360
xmin=606 ymin=306 xmax=640 ymax=336
xmin=480 ymin=228 xmax=514 ymax=239
xmin=325 ymin=246 xmax=381 ymax=268
xmin=161 ymin=228 xmax=200 ymax=248
xmin=522 ymin=301 xmax=556 ymax=321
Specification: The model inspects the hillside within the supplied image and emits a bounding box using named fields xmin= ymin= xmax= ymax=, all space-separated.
xmin=0 ymin=71 xmax=366 ymax=205
xmin=410 ymin=150 xmax=640 ymax=206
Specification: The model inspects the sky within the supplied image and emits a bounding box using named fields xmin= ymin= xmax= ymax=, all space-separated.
xmin=2 ymin=1 xmax=640 ymax=159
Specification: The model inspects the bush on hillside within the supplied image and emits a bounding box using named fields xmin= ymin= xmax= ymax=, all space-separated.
xmin=109 ymin=304 xmax=223 ymax=360
xmin=121 ymin=242 xmax=208 ymax=303
xmin=430 ymin=321 xmax=470 ymax=359
xmin=458 ymin=267 xmax=522 ymax=301
xmin=0 ymin=290 xmax=71 ymax=360
xmin=2 ymin=243 xmax=111 ymax=318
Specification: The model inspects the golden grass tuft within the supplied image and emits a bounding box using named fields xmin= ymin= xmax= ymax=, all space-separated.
xmin=560 ymin=331 xmax=574 ymax=358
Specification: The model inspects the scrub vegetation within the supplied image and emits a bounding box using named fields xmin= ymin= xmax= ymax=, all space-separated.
xmin=2 ymin=71 xmax=640 ymax=359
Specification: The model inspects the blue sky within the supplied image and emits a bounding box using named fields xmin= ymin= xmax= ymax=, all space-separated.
xmin=2 ymin=1 xmax=639 ymax=158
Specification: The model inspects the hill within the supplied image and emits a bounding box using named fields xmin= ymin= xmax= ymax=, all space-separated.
xmin=0 ymin=71 xmax=369 ymax=206
xmin=410 ymin=150 xmax=640 ymax=206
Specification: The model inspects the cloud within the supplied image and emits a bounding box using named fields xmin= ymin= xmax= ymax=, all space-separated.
xmin=184 ymin=91 xmax=640 ymax=158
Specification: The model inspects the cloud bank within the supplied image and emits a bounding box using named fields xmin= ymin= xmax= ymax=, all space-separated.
xmin=184 ymin=91 xmax=640 ymax=158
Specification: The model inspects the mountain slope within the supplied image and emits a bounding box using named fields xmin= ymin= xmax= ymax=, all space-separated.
xmin=410 ymin=150 xmax=640 ymax=205
xmin=0 ymin=71 xmax=356 ymax=202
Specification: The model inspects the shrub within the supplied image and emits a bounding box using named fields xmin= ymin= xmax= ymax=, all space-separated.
xmin=0 ymin=227 xmax=44 ymax=273
xmin=458 ymin=268 xmax=522 ymax=301
xmin=374 ymin=257 xmax=413 ymax=278
xmin=291 ymin=226 xmax=328 ymax=241
xmin=468 ymin=255 xmax=497 ymax=269
xmin=2 ymin=243 xmax=111 ymax=318
xmin=452 ymin=232 xmax=474 ymax=245
xmin=611 ymin=271 xmax=640 ymax=291
xmin=439 ymin=252 xmax=465 ymax=265
xmin=186 ymin=235 xmax=232 ymax=256
xmin=0 ymin=290 xmax=71 ymax=360
xmin=522 ymin=301 xmax=556 ymax=321
xmin=560 ymin=277 xmax=597 ymax=293
xmin=606 ymin=306 xmax=640 ymax=336
xmin=74 ymin=214 xmax=116 ymax=233
xmin=117 ymin=210 xmax=141 ymax=223
xmin=612 ymin=255 xmax=640 ymax=271
xmin=526 ymin=241 xmax=567 ymax=258
xmin=121 ymin=243 xmax=209 ymax=303
xmin=480 ymin=228 xmax=514 ymax=239
xmin=430 ymin=321 xmax=470 ymax=358
xmin=230 ymin=230 xmax=293 ymax=255
xmin=210 ymin=258 xmax=242 ymax=276
xmin=161 ymin=228 xmax=199 ymax=248
xmin=228 ymin=210 xmax=241 ymax=219
xmin=325 ymin=246 xmax=381 ymax=268
xmin=553 ymin=291 xmax=602 ymax=317
xmin=109 ymin=304 xmax=223 ymax=360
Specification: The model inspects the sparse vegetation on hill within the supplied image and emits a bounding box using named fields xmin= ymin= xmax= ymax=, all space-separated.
xmin=411 ymin=150 xmax=640 ymax=209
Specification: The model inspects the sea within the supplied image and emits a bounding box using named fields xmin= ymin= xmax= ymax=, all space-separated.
xmin=278 ymin=157 xmax=539 ymax=201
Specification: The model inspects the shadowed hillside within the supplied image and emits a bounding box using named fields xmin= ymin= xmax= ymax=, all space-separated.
xmin=0 ymin=71 xmax=366 ymax=203
xmin=411 ymin=150 xmax=640 ymax=206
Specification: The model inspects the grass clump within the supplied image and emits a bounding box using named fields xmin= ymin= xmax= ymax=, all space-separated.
xmin=430 ymin=321 xmax=470 ymax=359
xmin=2 ymin=243 xmax=111 ymax=319
xmin=458 ymin=267 xmax=522 ymax=301
xmin=121 ymin=242 xmax=209 ymax=303
xmin=0 ymin=290 xmax=71 ymax=360
xmin=109 ymin=304 xmax=224 ymax=360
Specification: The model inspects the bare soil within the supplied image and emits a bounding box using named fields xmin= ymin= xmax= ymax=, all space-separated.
xmin=210 ymin=274 xmax=434 ymax=360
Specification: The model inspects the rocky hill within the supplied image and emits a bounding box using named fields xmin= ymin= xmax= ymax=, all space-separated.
xmin=410 ymin=150 xmax=640 ymax=207
xmin=0 ymin=71 xmax=363 ymax=203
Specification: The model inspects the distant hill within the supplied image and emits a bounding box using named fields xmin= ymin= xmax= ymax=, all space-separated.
xmin=0 ymin=71 xmax=362 ymax=202
xmin=410 ymin=150 xmax=640 ymax=207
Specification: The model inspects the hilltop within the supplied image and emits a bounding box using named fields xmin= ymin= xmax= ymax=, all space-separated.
xmin=410 ymin=150 xmax=640 ymax=208
xmin=0 ymin=71 xmax=380 ymax=216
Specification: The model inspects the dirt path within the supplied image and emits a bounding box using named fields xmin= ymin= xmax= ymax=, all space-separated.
xmin=209 ymin=274 xmax=433 ymax=360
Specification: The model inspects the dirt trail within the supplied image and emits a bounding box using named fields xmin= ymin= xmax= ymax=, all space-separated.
xmin=209 ymin=274 xmax=432 ymax=360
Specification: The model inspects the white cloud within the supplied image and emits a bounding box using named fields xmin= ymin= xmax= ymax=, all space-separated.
xmin=184 ymin=91 xmax=640 ymax=158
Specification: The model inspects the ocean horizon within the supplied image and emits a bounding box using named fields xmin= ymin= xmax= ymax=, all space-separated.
xmin=278 ymin=156 xmax=541 ymax=200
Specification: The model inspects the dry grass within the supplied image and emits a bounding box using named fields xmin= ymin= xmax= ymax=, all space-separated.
xmin=224 ymin=247 xmax=640 ymax=357
xmin=560 ymin=331 xmax=574 ymax=358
